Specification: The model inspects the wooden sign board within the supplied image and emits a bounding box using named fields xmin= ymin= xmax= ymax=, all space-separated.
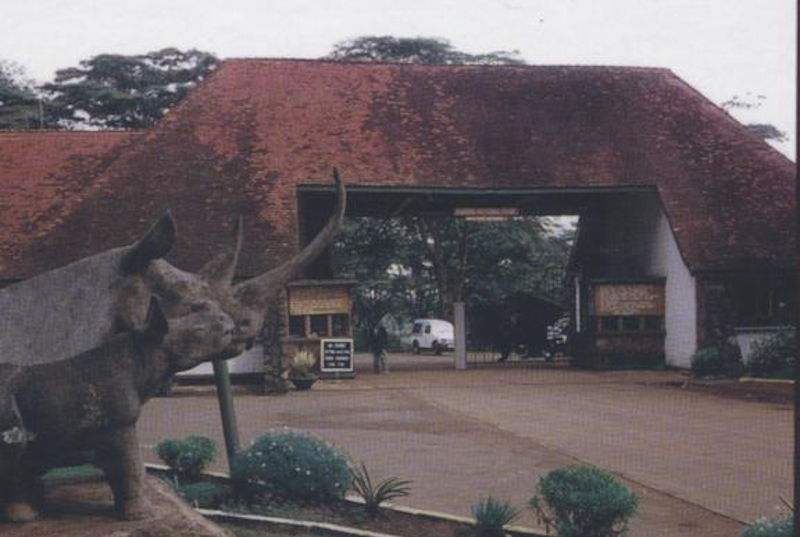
xmin=320 ymin=338 xmax=354 ymax=373
xmin=289 ymin=286 xmax=350 ymax=316
xmin=594 ymin=283 xmax=665 ymax=316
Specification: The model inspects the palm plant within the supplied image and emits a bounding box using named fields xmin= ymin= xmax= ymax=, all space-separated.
xmin=350 ymin=462 xmax=412 ymax=518
xmin=471 ymin=497 xmax=519 ymax=537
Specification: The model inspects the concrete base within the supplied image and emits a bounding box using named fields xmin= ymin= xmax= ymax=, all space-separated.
xmin=0 ymin=475 xmax=231 ymax=537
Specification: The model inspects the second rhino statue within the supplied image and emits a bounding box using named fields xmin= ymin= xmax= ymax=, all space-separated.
xmin=0 ymin=297 xmax=229 ymax=521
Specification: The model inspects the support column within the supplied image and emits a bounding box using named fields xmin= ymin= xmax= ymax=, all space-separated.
xmin=454 ymin=301 xmax=467 ymax=370
xmin=212 ymin=360 xmax=240 ymax=473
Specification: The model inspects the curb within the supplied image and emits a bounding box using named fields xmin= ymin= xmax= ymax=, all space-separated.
xmin=146 ymin=465 xmax=547 ymax=537
xmin=200 ymin=509 xmax=405 ymax=537
xmin=738 ymin=377 xmax=794 ymax=385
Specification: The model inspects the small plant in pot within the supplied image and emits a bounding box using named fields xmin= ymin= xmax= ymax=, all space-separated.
xmin=287 ymin=350 xmax=318 ymax=390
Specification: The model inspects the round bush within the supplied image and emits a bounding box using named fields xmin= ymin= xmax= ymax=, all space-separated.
xmin=530 ymin=466 xmax=637 ymax=537
xmin=748 ymin=328 xmax=795 ymax=379
xmin=156 ymin=435 xmax=216 ymax=481
xmin=741 ymin=515 xmax=794 ymax=537
xmin=690 ymin=345 xmax=743 ymax=378
xmin=231 ymin=429 xmax=352 ymax=502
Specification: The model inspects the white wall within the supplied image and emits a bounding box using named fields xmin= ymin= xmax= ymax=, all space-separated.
xmin=611 ymin=193 xmax=698 ymax=368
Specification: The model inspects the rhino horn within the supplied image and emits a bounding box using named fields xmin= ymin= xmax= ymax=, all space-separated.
xmin=233 ymin=168 xmax=346 ymax=307
xmin=121 ymin=212 xmax=177 ymax=274
xmin=198 ymin=216 xmax=244 ymax=286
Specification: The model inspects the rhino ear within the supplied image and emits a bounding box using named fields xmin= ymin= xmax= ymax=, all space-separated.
xmin=142 ymin=296 xmax=168 ymax=345
xmin=122 ymin=212 xmax=177 ymax=274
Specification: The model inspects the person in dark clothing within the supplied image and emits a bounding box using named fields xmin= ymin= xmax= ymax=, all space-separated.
xmin=370 ymin=325 xmax=389 ymax=373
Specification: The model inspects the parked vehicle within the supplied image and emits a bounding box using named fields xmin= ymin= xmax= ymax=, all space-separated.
xmin=407 ymin=319 xmax=455 ymax=355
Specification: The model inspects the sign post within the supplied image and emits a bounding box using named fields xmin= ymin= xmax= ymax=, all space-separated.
xmin=320 ymin=338 xmax=354 ymax=378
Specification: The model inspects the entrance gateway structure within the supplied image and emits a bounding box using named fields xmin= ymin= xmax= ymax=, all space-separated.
xmin=0 ymin=59 xmax=794 ymax=369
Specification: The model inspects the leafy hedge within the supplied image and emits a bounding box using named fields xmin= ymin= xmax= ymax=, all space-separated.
xmin=530 ymin=466 xmax=637 ymax=537
xmin=690 ymin=345 xmax=744 ymax=378
xmin=747 ymin=328 xmax=795 ymax=379
xmin=231 ymin=429 xmax=352 ymax=502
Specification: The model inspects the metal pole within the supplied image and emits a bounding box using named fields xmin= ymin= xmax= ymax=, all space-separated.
xmin=212 ymin=360 xmax=241 ymax=473
xmin=454 ymin=301 xmax=467 ymax=370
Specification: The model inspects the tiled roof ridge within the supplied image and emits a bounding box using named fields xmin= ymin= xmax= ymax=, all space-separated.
xmin=220 ymin=57 xmax=674 ymax=73
xmin=0 ymin=130 xmax=140 ymax=137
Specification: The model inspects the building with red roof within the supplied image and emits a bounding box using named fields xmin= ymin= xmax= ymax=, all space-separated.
xmin=0 ymin=59 xmax=794 ymax=368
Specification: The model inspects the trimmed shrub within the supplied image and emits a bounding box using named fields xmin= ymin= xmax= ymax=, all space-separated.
xmin=741 ymin=515 xmax=794 ymax=537
xmin=748 ymin=328 xmax=795 ymax=379
xmin=175 ymin=481 xmax=232 ymax=509
xmin=231 ymin=429 xmax=352 ymax=502
xmin=690 ymin=345 xmax=744 ymax=378
xmin=530 ymin=466 xmax=637 ymax=537
xmin=471 ymin=497 xmax=519 ymax=537
xmin=156 ymin=435 xmax=216 ymax=481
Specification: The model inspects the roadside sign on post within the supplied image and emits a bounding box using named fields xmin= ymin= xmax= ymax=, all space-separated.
xmin=320 ymin=338 xmax=354 ymax=376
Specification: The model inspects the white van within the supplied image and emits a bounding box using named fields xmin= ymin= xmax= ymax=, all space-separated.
xmin=407 ymin=319 xmax=454 ymax=355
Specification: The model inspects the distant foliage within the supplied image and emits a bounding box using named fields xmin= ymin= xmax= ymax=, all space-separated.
xmin=0 ymin=59 xmax=40 ymax=129
xmin=156 ymin=435 xmax=216 ymax=481
xmin=747 ymin=328 xmax=795 ymax=379
xmin=231 ymin=429 xmax=352 ymax=502
xmin=326 ymin=36 xmax=524 ymax=65
xmin=42 ymin=48 xmax=218 ymax=129
xmin=690 ymin=345 xmax=744 ymax=378
xmin=530 ymin=466 xmax=637 ymax=537
xmin=471 ymin=497 xmax=519 ymax=537
xmin=741 ymin=516 xmax=794 ymax=537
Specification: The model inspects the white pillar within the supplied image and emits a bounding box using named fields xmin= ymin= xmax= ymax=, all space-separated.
xmin=454 ymin=301 xmax=467 ymax=370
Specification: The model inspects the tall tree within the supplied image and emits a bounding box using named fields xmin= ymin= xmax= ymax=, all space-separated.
xmin=42 ymin=48 xmax=219 ymax=129
xmin=326 ymin=36 xmax=524 ymax=65
xmin=0 ymin=60 xmax=41 ymax=129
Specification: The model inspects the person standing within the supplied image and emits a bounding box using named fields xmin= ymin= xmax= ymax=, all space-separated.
xmin=370 ymin=325 xmax=389 ymax=373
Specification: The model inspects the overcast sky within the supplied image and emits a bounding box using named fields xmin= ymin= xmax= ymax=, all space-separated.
xmin=1 ymin=0 xmax=795 ymax=158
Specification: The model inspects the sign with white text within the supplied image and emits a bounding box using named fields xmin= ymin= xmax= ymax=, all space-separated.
xmin=320 ymin=339 xmax=354 ymax=373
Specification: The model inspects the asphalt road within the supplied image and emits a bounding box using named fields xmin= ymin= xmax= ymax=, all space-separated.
xmin=138 ymin=355 xmax=793 ymax=536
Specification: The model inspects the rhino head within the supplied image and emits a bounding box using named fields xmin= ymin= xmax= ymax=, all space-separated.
xmin=140 ymin=169 xmax=347 ymax=364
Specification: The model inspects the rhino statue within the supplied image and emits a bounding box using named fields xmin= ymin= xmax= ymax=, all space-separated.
xmin=0 ymin=170 xmax=346 ymax=522
xmin=0 ymin=297 xmax=230 ymax=521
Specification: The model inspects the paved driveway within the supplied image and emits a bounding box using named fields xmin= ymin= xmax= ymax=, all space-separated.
xmin=138 ymin=356 xmax=793 ymax=536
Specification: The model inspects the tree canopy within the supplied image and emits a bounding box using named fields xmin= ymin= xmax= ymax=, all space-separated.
xmin=0 ymin=60 xmax=41 ymax=129
xmin=326 ymin=36 xmax=524 ymax=65
xmin=41 ymin=48 xmax=218 ymax=129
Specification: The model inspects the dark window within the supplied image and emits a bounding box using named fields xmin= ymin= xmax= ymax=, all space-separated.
xmin=598 ymin=317 xmax=619 ymax=332
xmin=424 ymin=324 xmax=431 ymax=334
xmin=622 ymin=316 xmax=640 ymax=331
xmin=331 ymin=314 xmax=349 ymax=337
xmin=309 ymin=315 xmax=329 ymax=337
xmin=412 ymin=323 xmax=422 ymax=335
xmin=727 ymin=273 xmax=796 ymax=326
xmin=289 ymin=316 xmax=306 ymax=337
xmin=643 ymin=316 xmax=663 ymax=332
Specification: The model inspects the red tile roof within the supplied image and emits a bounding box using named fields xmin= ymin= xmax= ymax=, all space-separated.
xmin=0 ymin=131 xmax=138 ymax=276
xmin=0 ymin=59 xmax=794 ymax=278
